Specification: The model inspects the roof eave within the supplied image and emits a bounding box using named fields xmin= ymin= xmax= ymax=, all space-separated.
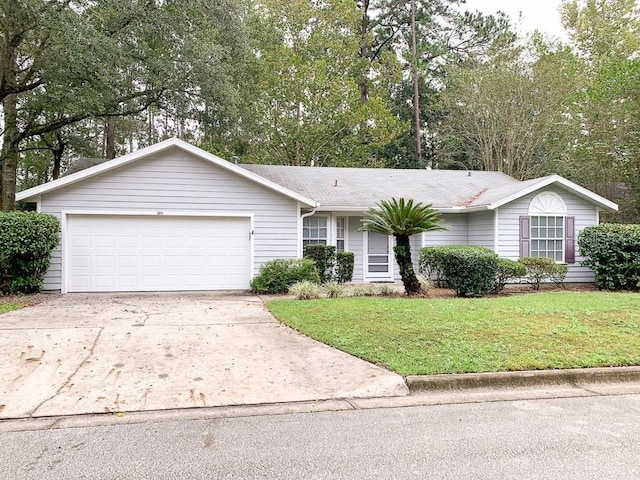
xmin=314 ymin=205 xmax=484 ymax=213
xmin=16 ymin=138 xmax=318 ymax=208
xmin=486 ymin=175 xmax=619 ymax=212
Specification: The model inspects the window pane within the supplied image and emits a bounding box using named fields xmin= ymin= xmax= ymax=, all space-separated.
xmin=337 ymin=240 xmax=345 ymax=252
xmin=303 ymin=216 xmax=328 ymax=244
xmin=369 ymin=265 xmax=389 ymax=272
xmin=530 ymin=215 xmax=565 ymax=262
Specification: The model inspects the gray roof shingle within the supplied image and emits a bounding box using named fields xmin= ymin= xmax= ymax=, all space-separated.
xmin=241 ymin=165 xmax=524 ymax=209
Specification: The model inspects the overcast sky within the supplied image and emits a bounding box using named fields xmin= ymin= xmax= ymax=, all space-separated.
xmin=462 ymin=0 xmax=568 ymax=40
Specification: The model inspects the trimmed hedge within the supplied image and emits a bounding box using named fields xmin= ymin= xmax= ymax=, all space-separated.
xmin=495 ymin=258 xmax=526 ymax=293
xmin=335 ymin=251 xmax=354 ymax=284
xmin=303 ymin=244 xmax=336 ymax=283
xmin=419 ymin=246 xmax=499 ymax=297
xmin=578 ymin=223 xmax=640 ymax=291
xmin=419 ymin=245 xmax=461 ymax=288
xmin=0 ymin=212 xmax=60 ymax=294
xmin=251 ymin=258 xmax=320 ymax=294
xmin=519 ymin=257 xmax=567 ymax=290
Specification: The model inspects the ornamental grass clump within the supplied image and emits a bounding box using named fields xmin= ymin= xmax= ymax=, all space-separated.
xmin=288 ymin=281 xmax=322 ymax=300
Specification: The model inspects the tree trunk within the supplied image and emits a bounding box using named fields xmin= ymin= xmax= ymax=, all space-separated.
xmin=1 ymin=93 xmax=19 ymax=212
xmin=105 ymin=116 xmax=116 ymax=159
xmin=357 ymin=0 xmax=371 ymax=102
xmin=394 ymin=234 xmax=421 ymax=296
xmin=410 ymin=0 xmax=422 ymax=163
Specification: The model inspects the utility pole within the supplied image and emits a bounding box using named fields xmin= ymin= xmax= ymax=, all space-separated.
xmin=410 ymin=0 xmax=422 ymax=163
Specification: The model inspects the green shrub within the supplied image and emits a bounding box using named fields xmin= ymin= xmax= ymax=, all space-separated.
xmin=419 ymin=246 xmax=449 ymax=287
xmin=288 ymin=280 xmax=323 ymax=300
xmin=417 ymin=274 xmax=433 ymax=292
xmin=335 ymin=251 xmax=354 ymax=283
xmin=519 ymin=257 xmax=568 ymax=290
xmin=494 ymin=258 xmax=527 ymax=293
xmin=0 ymin=212 xmax=60 ymax=294
xmin=251 ymin=259 xmax=320 ymax=294
xmin=303 ymin=245 xmax=336 ymax=283
xmin=578 ymin=223 xmax=640 ymax=291
xmin=323 ymin=281 xmax=346 ymax=298
xmin=420 ymin=246 xmax=498 ymax=297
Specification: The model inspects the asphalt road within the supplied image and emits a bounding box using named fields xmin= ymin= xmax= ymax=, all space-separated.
xmin=3 ymin=394 xmax=640 ymax=479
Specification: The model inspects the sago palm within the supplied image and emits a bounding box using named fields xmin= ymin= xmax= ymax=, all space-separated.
xmin=359 ymin=198 xmax=447 ymax=295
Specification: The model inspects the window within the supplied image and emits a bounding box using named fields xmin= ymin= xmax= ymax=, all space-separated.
xmin=530 ymin=216 xmax=564 ymax=262
xmin=520 ymin=191 xmax=575 ymax=264
xmin=336 ymin=217 xmax=346 ymax=252
xmin=303 ymin=216 xmax=327 ymax=247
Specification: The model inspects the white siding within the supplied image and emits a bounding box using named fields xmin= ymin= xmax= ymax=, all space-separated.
xmin=39 ymin=147 xmax=299 ymax=290
xmin=497 ymin=186 xmax=598 ymax=283
xmin=347 ymin=216 xmax=365 ymax=282
xmin=468 ymin=211 xmax=495 ymax=250
xmin=423 ymin=214 xmax=468 ymax=247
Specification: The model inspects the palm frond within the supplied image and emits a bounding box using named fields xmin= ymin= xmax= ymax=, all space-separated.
xmin=359 ymin=198 xmax=448 ymax=236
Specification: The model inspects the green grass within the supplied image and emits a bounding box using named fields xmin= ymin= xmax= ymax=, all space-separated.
xmin=0 ymin=302 xmax=23 ymax=314
xmin=267 ymin=291 xmax=640 ymax=375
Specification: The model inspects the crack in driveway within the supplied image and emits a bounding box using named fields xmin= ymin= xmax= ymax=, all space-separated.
xmin=27 ymin=327 xmax=104 ymax=417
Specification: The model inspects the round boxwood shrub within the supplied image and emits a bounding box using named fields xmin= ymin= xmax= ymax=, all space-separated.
xmin=0 ymin=212 xmax=60 ymax=294
xmin=519 ymin=257 xmax=568 ymax=290
xmin=578 ymin=223 xmax=640 ymax=291
xmin=494 ymin=258 xmax=526 ymax=293
xmin=251 ymin=258 xmax=320 ymax=294
xmin=420 ymin=245 xmax=499 ymax=297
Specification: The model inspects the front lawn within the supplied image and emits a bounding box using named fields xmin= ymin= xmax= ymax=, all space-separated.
xmin=267 ymin=292 xmax=640 ymax=375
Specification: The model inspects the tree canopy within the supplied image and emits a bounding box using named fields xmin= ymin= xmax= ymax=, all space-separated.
xmin=1 ymin=0 xmax=638 ymax=221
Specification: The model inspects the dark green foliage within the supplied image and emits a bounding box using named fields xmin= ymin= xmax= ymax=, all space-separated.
xmin=419 ymin=246 xmax=499 ymax=297
xmin=419 ymin=245 xmax=463 ymax=288
xmin=303 ymin=245 xmax=337 ymax=283
xmin=519 ymin=257 xmax=568 ymax=290
xmin=359 ymin=198 xmax=447 ymax=295
xmin=251 ymin=259 xmax=320 ymax=294
xmin=578 ymin=224 xmax=640 ymax=291
xmin=335 ymin=251 xmax=354 ymax=284
xmin=0 ymin=212 xmax=60 ymax=293
xmin=494 ymin=258 xmax=527 ymax=293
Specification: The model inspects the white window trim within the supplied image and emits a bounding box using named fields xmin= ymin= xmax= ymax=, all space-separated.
xmin=335 ymin=216 xmax=348 ymax=252
xmin=530 ymin=215 xmax=565 ymax=263
xmin=528 ymin=192 xmax=568 ymax=264
xmin=302 ymin=214 xmax=329 ymax=247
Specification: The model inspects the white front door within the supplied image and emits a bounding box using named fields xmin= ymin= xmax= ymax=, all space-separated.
xmin=365 ymin=231 xmax=394 ymax=281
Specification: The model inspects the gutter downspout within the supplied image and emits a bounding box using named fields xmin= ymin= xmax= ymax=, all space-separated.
xmin=299 ymin=205 xmax=319 ymax=258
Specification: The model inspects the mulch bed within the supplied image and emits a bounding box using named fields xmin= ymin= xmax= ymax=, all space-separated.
xmin=426 ymin=284 xmax=596 ymax=299
xmin=0 ymin=293 xmax=47 ymax=307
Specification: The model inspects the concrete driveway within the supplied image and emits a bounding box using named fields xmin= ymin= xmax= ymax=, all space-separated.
xmin=0 ymin=293 xmax=408 ymax=419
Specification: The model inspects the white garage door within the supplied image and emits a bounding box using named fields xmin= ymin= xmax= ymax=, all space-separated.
xmin=67 ymin=214 xmax=251 ymax=292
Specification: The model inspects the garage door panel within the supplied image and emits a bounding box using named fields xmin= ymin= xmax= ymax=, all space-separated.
xmin=67 ymin=215 xmax=251 ymax=292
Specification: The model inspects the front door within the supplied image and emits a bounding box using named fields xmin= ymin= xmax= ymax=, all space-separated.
xmin=365 ymin=231 xmax=393 ymax=281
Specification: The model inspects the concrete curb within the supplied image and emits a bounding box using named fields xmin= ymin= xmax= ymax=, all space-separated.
xmin=405 ymin=366 xmax=640 ymax=392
